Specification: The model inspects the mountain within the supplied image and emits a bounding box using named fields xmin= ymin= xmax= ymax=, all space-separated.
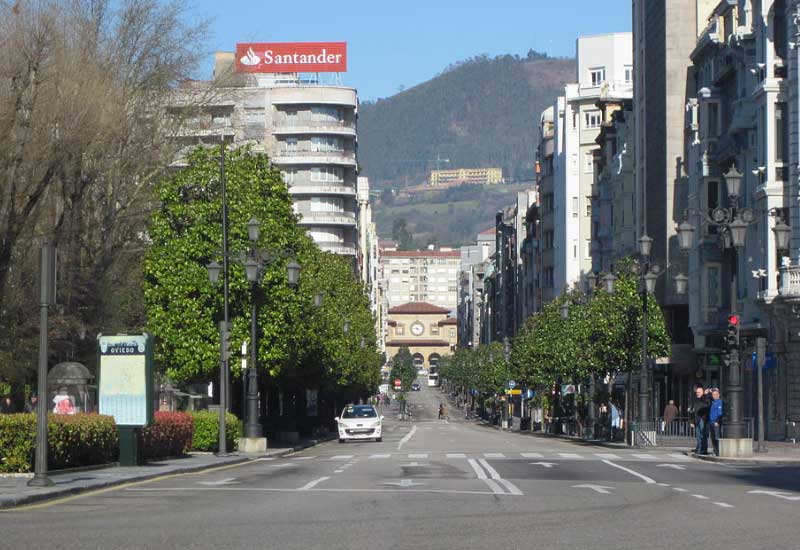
xmin=358 ymin=50 xmax=576 ymax=188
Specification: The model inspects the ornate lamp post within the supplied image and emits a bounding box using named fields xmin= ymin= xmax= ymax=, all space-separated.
xmin=675 ymin=165 xmax=791 ymax=446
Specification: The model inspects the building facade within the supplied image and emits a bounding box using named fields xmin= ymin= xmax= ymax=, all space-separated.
xmin=385 ymin=302 xmax=458 ymax=369
xmin=380 ymin=250 xmax=461 ymax=311
xmin=457 ymin=229 xmax=496 ymax=349
xmin=536 ymin=106 xmax=557 ymax=305
xmin=429 ymin=167 xmax=504 ymax=186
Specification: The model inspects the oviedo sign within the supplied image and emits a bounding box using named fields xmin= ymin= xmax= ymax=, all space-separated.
xmin=236 ymin=42 xmax=347 ymax=73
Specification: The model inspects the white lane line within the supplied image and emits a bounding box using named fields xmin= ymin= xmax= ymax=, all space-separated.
xmin=669 ymin=453 xmax=691 ymax=460
xmin=632 ymin=453 xmax=657 ymax=460
xmin=478 ymin=459 xmax=503 ymax=480
xmin=298 ymin=477 xmax=330 ymax=491
xmin=127 ymin=487 xmax=509 ymax=496
xmin=446 ymin=453 xmax=466 ymax=458
xmin=595 ymin=453 xmax=621 ymax=460
xmin=497 ymin=478 xmax=523 ymax=495
xmin=330 ymin=455 xmax=354 ymax=461
xmin=657 ymin=483 xmax=671 ymax=487
xmin=601 ymin=460 xmax=657 ymax=484
xmin=255 ymin=457 xmax=276 ymax=461
xmin=558 ymin=453 xmax=583 ymax=459
xmin=408 ymin=453 xmax=428 ymax=459
xmin=468 ymin=459 xmax=487 ymax=480
xmin=520 ymin=453 xmax=543 ymax=458
xmin=398 ymin=425 xmax=418 ymax=450
xmin=673 ymin=487 xmax=689 ymax=492
xmin=369 ymin=454 xmax=391 ymax=459
xmin=334 ymin=470 xmax=344 ymax=473
xmin=484 ymin=453 xmax=505 ymax=458
xmin=692 ymin=494 xmax=710 ymax=500
xmin=714 ymin=502 xmax=734 ymax=508
xmin=293 ymin=456 xmax=314 ymax=460
xmin=483 ymin=479 xmax=506 ymax=495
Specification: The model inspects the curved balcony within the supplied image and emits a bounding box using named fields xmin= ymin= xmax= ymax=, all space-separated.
xmin=314 ymin=241 xmax=357 ymax=256
xmin=296 ymin=210 xmax=357 ymax=227
xmin=272 ymin=120 xmax=356 ymax=138
xmin=272 ymin=149 xmax=357 ymax=167
xmin=288 ymin=183 xmax=356 ymax=197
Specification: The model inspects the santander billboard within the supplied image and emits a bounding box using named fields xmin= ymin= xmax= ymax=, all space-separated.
xmin=236 ymin=42 xmax=347 ymax=73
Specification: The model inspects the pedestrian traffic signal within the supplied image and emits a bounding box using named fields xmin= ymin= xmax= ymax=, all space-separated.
xmin=725 ymin=314 xmax=740 ymax=348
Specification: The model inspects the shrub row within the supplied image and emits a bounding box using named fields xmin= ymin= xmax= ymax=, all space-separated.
xmin=0 ymin=413 xmax=118 ymax=473
xmin=140 ymin=412 xmax=194 ymax=460
xmin=191 ymin=410 xmax=241 ymax=452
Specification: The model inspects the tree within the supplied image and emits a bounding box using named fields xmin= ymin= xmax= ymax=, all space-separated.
xmin=389 ymin=347 xmax=417 ymax=391
xmin=0 ymin=0 xmax=208 ymax=388
xmin=144 ymin=146 xmax=312 ymax=384
xmin=391 ymin=218 xmax=414 ymax=250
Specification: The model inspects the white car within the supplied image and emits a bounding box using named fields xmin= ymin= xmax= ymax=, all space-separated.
xmin=336 ymin=404 xmax=383 ymax=443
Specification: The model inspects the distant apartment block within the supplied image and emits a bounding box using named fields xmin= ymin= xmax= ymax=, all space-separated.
xmin=429 ymin=167 xmax=503 ymax=187
xmin=380 ymin=249 xmax=461 ymax=311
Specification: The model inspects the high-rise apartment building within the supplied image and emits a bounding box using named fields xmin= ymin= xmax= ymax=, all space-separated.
xmin=381 ymin=250 xmax=461 ymax=311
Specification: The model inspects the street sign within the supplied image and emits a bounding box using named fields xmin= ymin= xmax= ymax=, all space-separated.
xmin=508 ymin=389 xmax=522 ymax=395
xmin=508 ymin=380 xmax=517 ymax=389
xmin=394 ymin=379 xmax=402 ymax=388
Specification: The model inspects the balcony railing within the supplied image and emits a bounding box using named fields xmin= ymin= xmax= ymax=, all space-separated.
xmin=296 ymin=211 xmax=357 ymax=226
xmin=274 ymin=118 xmax=355 ymax=130
xmin=272 ymin=149 xmax=357 ymax=165
xmin=314 ymin=241 xmax=357 ymax=255
xmin=779 ymin=265 xmax=800 ymax=299
xmin=288 ymin=183 xmax=356 ymax=197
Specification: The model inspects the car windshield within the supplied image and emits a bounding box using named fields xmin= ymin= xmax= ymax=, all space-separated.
xmin=341 ymin=405 xmax=377 ymax=419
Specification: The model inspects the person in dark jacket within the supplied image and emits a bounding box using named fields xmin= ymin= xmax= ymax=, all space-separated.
xmin=688 ymin=384 xmax=711 ymax=455
xmin=662 ymin=400 xmax=679 ymax=433
xmin=708 ymin=388 xmax=723 ymax=456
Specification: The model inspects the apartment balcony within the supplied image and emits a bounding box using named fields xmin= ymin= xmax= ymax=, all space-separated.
xmin=178 ymin=118 xmax=235 ymax=138
xmin=288 ymin=183 xmax=357 ymax=197
xmin=272 ymin=149 xmax=357 ymax=166
xmin=779 ymin=266 xmax=800 ymax=301
xmin=315 ymin=240 xmax=357 ymax=256
xmin=296 ymin=210 xmax=357 ymax=227
xmin=272 ymin=119 xmax=357 ymax=137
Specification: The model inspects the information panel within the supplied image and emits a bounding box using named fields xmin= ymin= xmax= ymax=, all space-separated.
xmin=98 ymin=334 xmax=154 ymax=426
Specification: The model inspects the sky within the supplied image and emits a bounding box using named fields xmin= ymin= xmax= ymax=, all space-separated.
xmin=191 ymin=0 xmax=632 ymax=101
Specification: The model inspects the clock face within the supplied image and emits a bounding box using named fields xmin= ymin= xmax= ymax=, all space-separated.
xmin=411 ymin=322 xmax=424 ymax=336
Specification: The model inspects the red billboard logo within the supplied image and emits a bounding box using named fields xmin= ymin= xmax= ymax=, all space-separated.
xmin=235 ymin=42 xmax=347 ymax=73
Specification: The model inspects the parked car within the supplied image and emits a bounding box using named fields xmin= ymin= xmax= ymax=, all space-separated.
xmin=411 ymin=383 xmax=421 ymax=391
xmin=336 ymin=404 xmax=383 ymax=443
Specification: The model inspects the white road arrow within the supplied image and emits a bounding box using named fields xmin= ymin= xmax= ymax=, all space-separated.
xmin=572 ymin=484 xmax=614 ymax=494
xmin=748 ymin=490 xmax=800 ymax=501
xmin=657 ymin=464 xmax=687 ymax=470
xmin=198 ymin=477 xmax=239 ymax=486
xmin=382 ymin=479 xmax=426 ymax=488
xmin=529 ymin=462 xmax=558 ymax=468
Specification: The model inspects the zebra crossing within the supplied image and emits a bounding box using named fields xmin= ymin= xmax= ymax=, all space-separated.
xmin=291 ymin=451 xmax=694 ymax=463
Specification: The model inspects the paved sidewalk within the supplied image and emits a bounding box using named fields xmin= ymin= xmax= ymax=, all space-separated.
xmin=695 ymin=440 xmax=800 ymax=465
xmin=0 ymin=435 xmax=334 ymax=510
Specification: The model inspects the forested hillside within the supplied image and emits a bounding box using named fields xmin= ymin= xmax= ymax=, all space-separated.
xmin=359 ymin=51 xmax=575 ymax=187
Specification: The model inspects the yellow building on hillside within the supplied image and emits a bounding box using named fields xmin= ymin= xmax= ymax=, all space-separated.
xmin=429 ymin=167 xmax=503 ymax=187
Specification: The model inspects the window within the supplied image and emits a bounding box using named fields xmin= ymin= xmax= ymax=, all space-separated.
xmin=706 ymin=180 xmax=720 ymax=235
xmin=573 ymin=239 xmax=578 ymax=259
xmin=311 ymin=136 xmax=342 ymax=152
xmin=584 ymin=152 xmax=594 ymax=173
xmin=624 ymin=65 xmax=633 ymax=83
xmin=572 ymin=197 xmax=579 ymax=217
xmin=311 ymin=105 xmax=343 ymax=122
xmin=310 ymin=197 xmax=343 ymax=212
xmin=776 ymin=102 xmax=788 ymax=163
xmin=282 ymin=169 xmax=297 ymax=184
xmin=284 ymin=138 xmax=298 ymax=152
xmin=585 ymin=111 xmax=601 ymax=129
xmin=430 ymin=324 xmax=440 ymax=335
xmin=586 ymin=199 xmax=592 ymax=217
xmin=586 ymin=239 xmax=592 ymax=257
xmin=395 ymin=324 xmax=404 ymax=335
xmin=706 ymin=265 xmax=721 ymax=308
xmin=450 ymin=329 xmax=456 ymax=338
xmin=308 ymin=228 xmax=342 ymax=243
xmin=310 ymin=166 xmax=344 ymax=182
xmin=589 ymin=67 xmax=606 ymax=87
xmin=245 ymin=108 xmax=265 ymax=124
xmin=572 ymin=111 xmax=578 ymax=130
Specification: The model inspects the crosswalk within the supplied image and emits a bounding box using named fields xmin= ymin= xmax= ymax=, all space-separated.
xmin=291 ymin=451 xmax=693 ymax=463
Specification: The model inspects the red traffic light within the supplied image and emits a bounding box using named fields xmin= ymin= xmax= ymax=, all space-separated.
xmin=727 ymin=314 xmax=740 ymax=326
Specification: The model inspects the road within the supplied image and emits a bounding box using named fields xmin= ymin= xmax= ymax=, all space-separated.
xmin=2 ymin=381 xmax=800 ymax=550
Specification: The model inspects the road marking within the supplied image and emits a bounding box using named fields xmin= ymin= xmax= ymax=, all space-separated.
xmin=369 ymin=454 xmax=391 ymax=459
xmin=520 ymin=453 xmax=543 ymax=458
xmin=497 ymin=478 xmax=524 ymax=495
xmin=657 ymin=463 xmax=687 ymax=470
xmin=398 ymin=425 xmax=417 ymax=450
xmin=293 ymin=456 xmax=314 ymax=460
xmin=572 ymin=484 xmax=614 ymax=494
xmin=126 ymin=486 xmax=515 ymax=497
xmin=255 ymin=457 xmax=276 ymax=461
xmin=748 ymin=490 xmax=800 ymax=501
xmin=478 ymin=459 xmax=502 ymax=480
xmin=558 ymin=453 xmax=583 ymax=459
xmin=446 ymin=453 xmax=466 ymax=459
xmin=673 ymin=487 xmax=689 ymax=492
xmin=468 ymin=459 xmax=487 ymax=480
xmin=714 ymin=502 xmax=734 ymax=508
xmin=408 ymin=453 xmax=428 ymax=459
xmin=330 ymin=455 xmax=353 ymax=461
xmin=657 ymin=483 xmax=671 ymax=487
xmin=334 ymin=470 xmax=344 ymax=473
xmin=602 ymin=460 xmax=657 ymax=484
xmin=198 ymin=477 xmax=239 ymax=486
xmin=632 ymin=453 xmax=657 ymax=460
xmin=298 ymin=477 xmax=330 ymax=491
xmin=595 ymin=453 xmax=620 ymax=460
xmin=529 ymin=462 xmax=557 ymax=468
xmin=692 ymin=494 xmax=710 ymax=500
xmin=484 ymin=453 xmax=505 ymax=458
xmin=399 ymin=462 xmax=421 ymax=467
xmin=669 ymin=453 xmax=691 ymax=460
xmin=381 ymin=479 xmax=426 ymax=488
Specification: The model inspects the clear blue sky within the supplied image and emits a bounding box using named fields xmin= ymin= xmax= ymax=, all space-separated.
xmin=191 ymin=0 xmax=631 ymax=101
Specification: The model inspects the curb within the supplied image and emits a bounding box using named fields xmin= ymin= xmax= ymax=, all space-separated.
xmin=692 ymin=452 xmax=800 ymax=466
xmin=0 ymin=434 xmax=336 ymax=510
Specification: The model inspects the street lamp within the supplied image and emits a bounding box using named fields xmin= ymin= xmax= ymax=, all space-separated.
xmin=601 ymin=273 xmax=617 ymax=294
xmin=560 ymin=302 xmax=570 ymax=319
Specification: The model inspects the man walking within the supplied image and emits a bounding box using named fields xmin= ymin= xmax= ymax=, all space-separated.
xmin=708 ymin=388 xmax=723 ymax=456
xmin=662 ymin=400 xmax=679 ymax=434
xmin=689 ymin=384 xmax=710 ymax=455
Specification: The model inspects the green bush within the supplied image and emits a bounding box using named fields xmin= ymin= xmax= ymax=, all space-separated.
xmin=140 ymin=412 xmax=194 ymax=460
xmin=0 ymin=413 xmax=118 ymax=473
xmin=190 ymin=411 xmax=241 ymax=452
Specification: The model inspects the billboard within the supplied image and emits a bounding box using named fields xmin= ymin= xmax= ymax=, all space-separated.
xmin=98 ymin=334 xmax=154 ymax=426
xmin=236 ymin=42 xmax=347 ymax=73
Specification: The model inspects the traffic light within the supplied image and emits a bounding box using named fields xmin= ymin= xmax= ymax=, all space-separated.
xmin=220 ymin=321 xmax=231 ymax=362
xmin=725 ymin=314 xmax=740 ymax=348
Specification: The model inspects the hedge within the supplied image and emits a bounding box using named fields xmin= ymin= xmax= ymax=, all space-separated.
xmin=190 ymin=411 xmax=241 ymax=452
xmin=0 ymin=413 xmax=118 ymax=473
xmin=140 ymin=411 xmax=194 ymax=460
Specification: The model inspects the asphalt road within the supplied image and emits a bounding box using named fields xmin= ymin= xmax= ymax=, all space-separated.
xmin=3 ymin=381 xmax=800 ymax=550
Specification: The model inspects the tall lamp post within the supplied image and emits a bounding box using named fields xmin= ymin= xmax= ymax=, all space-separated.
xmin=675 ymin=165 xmax=791 ymax=447
xmin=636 ymin=233 xmax=662 ymax=424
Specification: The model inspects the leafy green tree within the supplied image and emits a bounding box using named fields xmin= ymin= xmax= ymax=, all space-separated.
xmin=391 ymin=218 xmax=414 ymax=250
xmin=144 ymin=146 xmax=313 ymax=384
xmin=389 ymin=347 xmax=417 ymax=391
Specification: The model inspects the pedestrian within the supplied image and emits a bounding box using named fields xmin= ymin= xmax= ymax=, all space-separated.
xmin=0 ymin=396 xmax=13 ymax=414
xmin=53 ymin=387 xmax=76 ymax=415
xmin=23 ymin=394 xmax=38 ymax=413
xmin=708 ymin=388 xmax=723 ymax=456
xmin=662 ymin=399 xmax=679 ymax=433
xmin=438 ymin=403 xmax=444 ymax=420
xmin=688 ymin=384 xmax=711 ymax=455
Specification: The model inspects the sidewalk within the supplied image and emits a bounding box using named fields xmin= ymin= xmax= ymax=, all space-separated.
xmin=694 ymin=440 xmax=800 ymax=465
xmin=0 ymin=435 xmax=334 ymax=510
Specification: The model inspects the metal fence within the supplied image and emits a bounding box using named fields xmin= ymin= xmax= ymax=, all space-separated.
xmin=632 ymin=417 xmax=753 ymax=447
